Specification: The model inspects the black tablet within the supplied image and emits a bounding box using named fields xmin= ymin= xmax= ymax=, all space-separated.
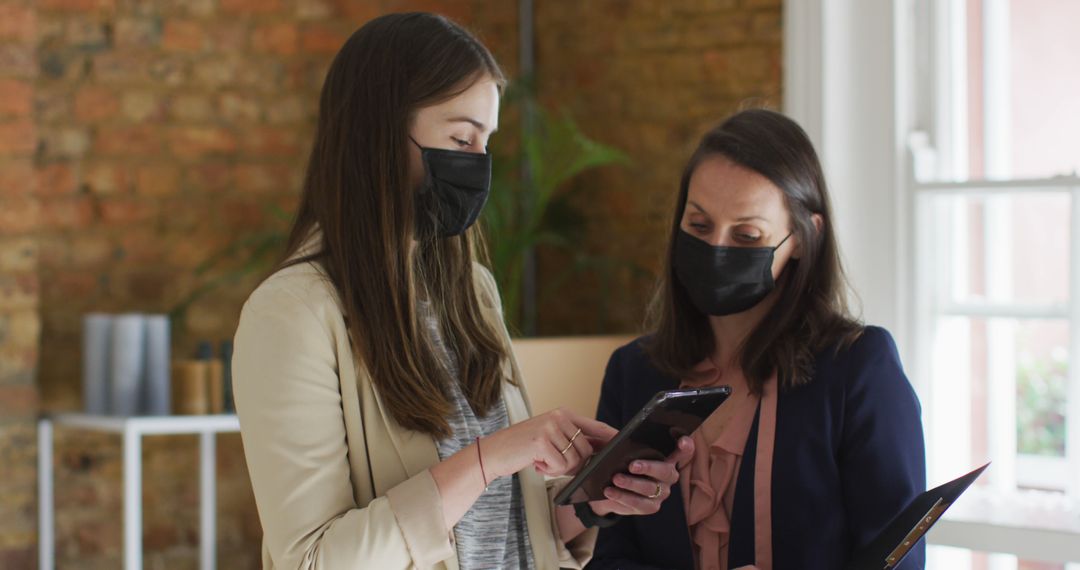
xmin=554 ymin=386 xmax=732 ymax=506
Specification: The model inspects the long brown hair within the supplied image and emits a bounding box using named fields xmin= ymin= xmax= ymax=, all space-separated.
xmin=279 ymin=13 xmax=510 ymax=437
xmin=645 ymin=109 xmax=862 ymax=393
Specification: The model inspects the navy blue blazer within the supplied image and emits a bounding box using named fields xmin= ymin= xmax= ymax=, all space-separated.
xmin=587 ymin=326 xmax=926 ymax=570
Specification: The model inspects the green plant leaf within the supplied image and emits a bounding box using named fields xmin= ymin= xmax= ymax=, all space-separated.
xmin=481 ymin=94 xmax=631 ymax=333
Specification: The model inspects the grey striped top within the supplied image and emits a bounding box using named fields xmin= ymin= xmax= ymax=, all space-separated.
xmin=419 ymin=300 xmax=536 ymax=570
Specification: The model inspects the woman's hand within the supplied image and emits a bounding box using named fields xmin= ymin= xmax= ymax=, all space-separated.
xmin=482 ymin=407 xmax=618 ymax=479
xmin=589 ymin=436 xmax=695 ymax=516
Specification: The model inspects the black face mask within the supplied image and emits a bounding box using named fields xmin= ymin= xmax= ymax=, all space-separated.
xmin=411 ymin=137 xmax=492 ymax=238
xmin=674 ymin=229 xmax=792 ymax=316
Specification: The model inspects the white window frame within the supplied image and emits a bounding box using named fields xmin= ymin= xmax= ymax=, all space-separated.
xmin=905 ymin=0 xmax=1080 ymax=499
xmin=912 ymin=175 xmax=1079 ymax=495
xmin=785 ymin=0 xmax=1080 ymax=565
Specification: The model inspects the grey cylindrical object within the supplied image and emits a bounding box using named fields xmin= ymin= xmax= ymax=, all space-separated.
xmin=143 ymin=315 xmax=171 ymax=415
xmin=82 ymin=314 xmax=112 ymax=415
xmin=109 ymin=314 xmax=146 ymax=417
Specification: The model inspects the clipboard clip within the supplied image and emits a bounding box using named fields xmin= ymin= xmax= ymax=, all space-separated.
xmin=883 ymin=498 xmax=949 ymax=569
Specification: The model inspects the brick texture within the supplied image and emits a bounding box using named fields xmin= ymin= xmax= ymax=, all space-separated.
xmin=532 ymin=0 xmax=783 ymax=334
xmin=0 ymin=0 xmax=518 ymax=568
xmin=0 ymin=0 xmax=780 ymax=566
xmin=0 ymin=3 xmax=40 ymax=569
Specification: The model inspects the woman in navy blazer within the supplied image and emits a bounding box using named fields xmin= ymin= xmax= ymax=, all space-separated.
xmin=585 ymin=110 xmax=926 ymax=570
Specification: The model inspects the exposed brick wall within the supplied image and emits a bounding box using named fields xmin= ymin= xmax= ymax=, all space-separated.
xmin=34 ymin=0 xmax=333 ymax=565
xmin=34 ymin=0 xmax=330 ymax=412
xmin=2 ymin=0 xmax=516 ymax=568
xmin=533 ymin=0 xmax=783 ymax=335
xmin=1 ymin=0 xmax=781 ymax=565
xmin=0 ymin=0 xmax=41 ymax=567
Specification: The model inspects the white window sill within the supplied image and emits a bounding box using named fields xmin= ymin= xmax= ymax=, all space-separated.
xmin=926 ymin=487 xmax=1080 ymax=563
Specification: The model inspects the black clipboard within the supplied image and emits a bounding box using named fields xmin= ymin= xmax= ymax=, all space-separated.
xmin=846 ymin=462 xmax=990 ymax=570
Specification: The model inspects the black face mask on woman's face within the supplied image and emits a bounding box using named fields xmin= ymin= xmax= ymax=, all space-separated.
xmin=674 ymin=229 xmax=793 ymax=316
xmin=411 ymin=137 xmax=492 ymax=238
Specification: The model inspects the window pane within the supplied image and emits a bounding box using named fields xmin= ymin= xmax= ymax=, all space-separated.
xmin=1014 ymin=319 xmax=1069 ymax=458
xmin=931 ymin=316 xmax=1068 ymax=491
xmin=943 ymin=193 xmax=1069 ymax=306
xmin=964 ymin=0 xmax=1080 ymax=180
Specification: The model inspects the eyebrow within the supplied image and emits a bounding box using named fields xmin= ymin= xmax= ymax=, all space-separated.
xmin=686 ymin=201 xmax=770 ymax=223
xmin=447 ymin=116 xmax=497 ymax=134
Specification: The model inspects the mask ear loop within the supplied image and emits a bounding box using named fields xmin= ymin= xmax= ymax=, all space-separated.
xmin=409 ymin=136 xmax=436 ymax=197
xmin=772 ymin=232 xmax=794 ymax=251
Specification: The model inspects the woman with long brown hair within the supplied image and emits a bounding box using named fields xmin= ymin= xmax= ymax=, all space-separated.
xmin=587 ymin=109 xmax=926 ymax=569
xmin=231 ymin=12 xmax=692 ymax=570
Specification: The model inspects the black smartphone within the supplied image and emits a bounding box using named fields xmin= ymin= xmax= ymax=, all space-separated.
xmin=554 ymin=386 xmax=732 ymax=506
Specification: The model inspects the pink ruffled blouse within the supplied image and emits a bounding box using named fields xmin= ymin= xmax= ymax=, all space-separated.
xmin=679 ymin=361 xmax=777 ymax=570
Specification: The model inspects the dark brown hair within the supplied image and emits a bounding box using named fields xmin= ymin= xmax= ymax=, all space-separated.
xmin=279 ymin=13 xmax=509 ymax=437
xmin=645 ymin=109 xmax=862 ymax=393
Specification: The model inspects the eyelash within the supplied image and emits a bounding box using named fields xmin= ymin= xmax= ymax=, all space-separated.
xmin=452 ymin=137 xmax=472 ymax=148
xmin=689 ymin=223 xmax=760 ymax=242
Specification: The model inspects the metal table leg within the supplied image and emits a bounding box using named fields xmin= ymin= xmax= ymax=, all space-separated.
xmin=199 ymin=431 xmax=217 ymax=570
xmin=123 ymin=427 xmax=142 ymax=570
xmin=37 ymin=419 xmax=54 ymax=570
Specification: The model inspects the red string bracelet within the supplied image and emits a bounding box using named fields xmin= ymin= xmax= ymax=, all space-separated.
xmin=475 ymin=436 xmax=488 ymax=488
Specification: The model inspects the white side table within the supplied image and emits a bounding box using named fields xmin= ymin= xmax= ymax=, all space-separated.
xmin=38 ymin=414 xmax=241 ymax=570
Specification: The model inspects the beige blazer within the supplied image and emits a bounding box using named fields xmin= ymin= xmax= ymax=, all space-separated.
xmin=232 ymin=243 xmax=596 ymax=569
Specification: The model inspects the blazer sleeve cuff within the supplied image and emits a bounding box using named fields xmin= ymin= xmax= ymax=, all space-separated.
xmin=386 ymin=469 xmax=455 ymax=567
xmin=547 ymin=477 xmax=598 ymax=569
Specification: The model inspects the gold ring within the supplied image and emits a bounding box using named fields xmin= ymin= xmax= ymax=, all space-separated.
xmin=648 ymin=483 xmax=663 ymax=499
xmin=560 ymin=428 xmax=583 ymax=455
